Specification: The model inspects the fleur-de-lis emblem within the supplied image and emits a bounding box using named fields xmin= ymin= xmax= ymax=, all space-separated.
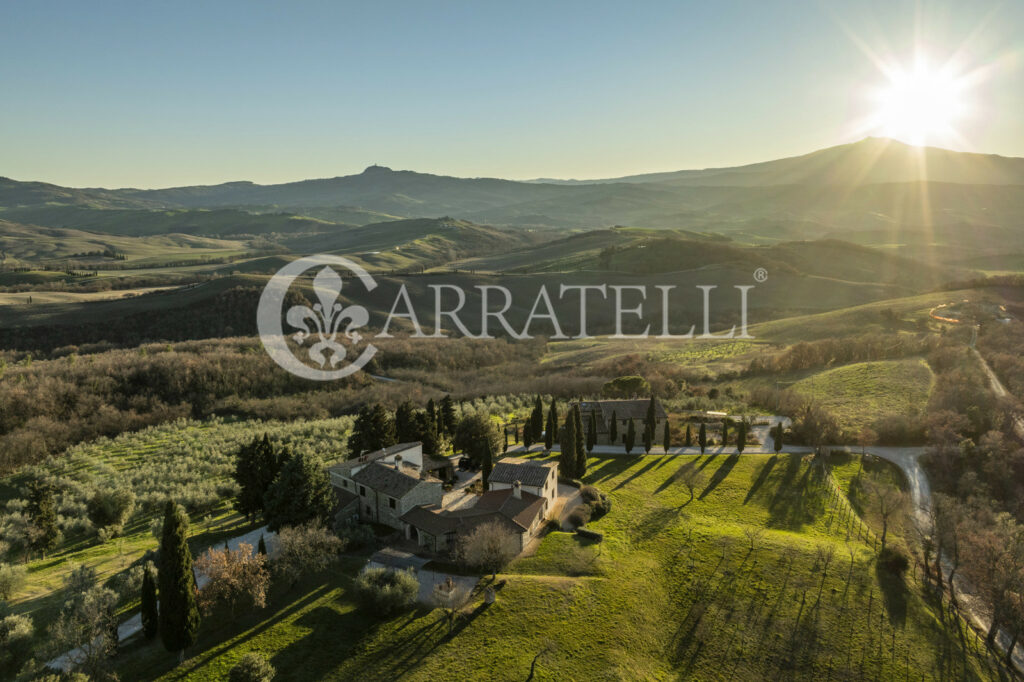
xmin=284 ymin=266 xmax=370 ymax=368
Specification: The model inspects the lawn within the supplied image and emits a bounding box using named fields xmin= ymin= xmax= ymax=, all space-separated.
xmin=111 ymin=452 xmax=1006 ymax=681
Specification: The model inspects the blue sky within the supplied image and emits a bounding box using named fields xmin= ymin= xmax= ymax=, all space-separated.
xmin=1 ymin=0 xmax=1021 ymax=187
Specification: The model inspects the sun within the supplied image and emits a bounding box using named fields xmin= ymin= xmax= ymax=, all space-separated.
xmin=870 ymin=57 xmax=969 ymax=146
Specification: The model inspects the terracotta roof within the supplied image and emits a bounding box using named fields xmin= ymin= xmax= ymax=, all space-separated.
xmin=401 ymin=489 xmax=546 ymax=538
xmin=487 ymin=458 xmax=554 ymax=488
xmin=351 ymin=461 xmax=433 ymax=498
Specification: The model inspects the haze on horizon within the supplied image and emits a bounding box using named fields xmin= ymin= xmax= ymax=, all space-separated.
xmin=2 ymin=0 xmax=1022 ymax=189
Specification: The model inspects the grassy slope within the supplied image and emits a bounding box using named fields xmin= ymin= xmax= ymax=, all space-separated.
xmin=114 ymin=452 xmax=1002 ymax=681
xmin=789 ymin=358 xmax=934 ymax=430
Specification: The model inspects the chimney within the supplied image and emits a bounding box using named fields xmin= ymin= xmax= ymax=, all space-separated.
xmin=513 ymin=480 xmax=522 ymax=499
xmin=394 ymin=454 xmax=403 ymax=471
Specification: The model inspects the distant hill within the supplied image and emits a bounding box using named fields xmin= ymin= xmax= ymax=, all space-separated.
xmin=3 ymin=138 xmax=1023 ymax=244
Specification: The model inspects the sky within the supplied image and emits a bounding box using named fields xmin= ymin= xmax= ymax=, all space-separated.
xmin=1 ymin=0 xmax=1022 ymax=188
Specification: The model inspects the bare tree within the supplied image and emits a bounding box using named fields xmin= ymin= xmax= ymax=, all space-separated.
xmin=457 ymin=520 xmax=520 ymax=579
xmin=815 ymin=543 xmax=836 ymax=576
xmin=933 ymin=493 xmax=965 ymax=599
xmin=48 ymin=585 xmax=119 ymax=680
xmin=863 ymin=478 xmax=909 ymax=549
xmin=196 ymin=542 xmax=270 ymax=619
xmin=961 ymin=512 xmax=1024 ymax=648
xmin=743 ymin=527 xmax=766 ymax=553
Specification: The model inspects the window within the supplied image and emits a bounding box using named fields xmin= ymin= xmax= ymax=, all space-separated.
xmin=388 ymin=497 xmax=396 ymax=510
xmin=342 ymin=479 xmax=348 ymax=488
xmin=359 ymin=485 xmax=366 ymax=496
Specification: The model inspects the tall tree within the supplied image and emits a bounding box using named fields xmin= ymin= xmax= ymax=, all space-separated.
xmin=453 ymin=413 xmax=500 ymax=465
xmin=663 ymin=421 xmax=671 ymax=453
xmin=414 ymin=410 xmax=444 ymax=456
xmin=773 ymin=422 xmax=783 ymax=453
xmin=439 ymin=394 xmax=457 ymax=435
xmin=559 ymin=411 xmax=578 ymax=479
xmin=625 ymin=419 xmax=636 ymax=455
xmin=545 ymin=399 xmax=557 ymax=451
xmin=685 ymin=423 xmax=692 ymax=447
xmin=736 ymin=421 xmax=747 ymax=454
xmin=721 ymin=418 xmax=730 ymax=446
xmin=645 ymin=396 xmax=658 ymax=441
xmin=698 ymin=423 xmax=707 ymax=455
xmin=159 ymin=501 xmax=200 ymax=660
xmin=530 ymin=395 xmax=544 ymax=448
xmin=141 ymin=564 xmax=158 ymax=640
xmin=573 ymin=404 xmax=587 ymax=477
xmin=233 ymin=434 xmax=287 ymax=523
xmin=394 ymin=401 xmax=417 ymax=442
xmin=25 ymin=477 xmax=61 ymax=558
xmin=503 ymin=428 xmax=509 ymax=454
xmin=481 ymin=439 xmax=494 ymax=491
xmin=347 ymin=404 xmax=396 ymax=457
xmin=643 ymin=423 xmax=653 ymax=454
xmin=587 ymin=411 xmax=598 ymax=453
xmin=263 ymin=452 xmax=335 ymax=532
xmin=609 ymin=410 xmax=618 ymax=444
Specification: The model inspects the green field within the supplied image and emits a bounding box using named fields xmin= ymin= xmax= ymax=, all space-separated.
xmin=107 ymin=451 xmax=1002 ymax=681
xmin=789 ymin=358 xmax=934 ymax=431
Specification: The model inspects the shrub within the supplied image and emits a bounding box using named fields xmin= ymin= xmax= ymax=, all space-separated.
xmin=272 ymin=523 xmax=344 ymax=587
xmin=86 ymin=487 xmax=135 ymax=534
xmin=567 ymin=504 xmax=592 ymax=528
xmin=579 ymin=486 xmax=612 ymax=518
xmin=352 ymin=567 xmax=419 ymax=616
xmin=877 ymin=546 xmax=909 ymax=576
xmin=0 ymin=613 xmax=33 ymax=674
xmin=0 ymin=563 xmax=27 ymax=600
xmin=333 ymin=517 xmax=376 ymax=551
xmin=229 ymin=652 xmax=276 ymax=682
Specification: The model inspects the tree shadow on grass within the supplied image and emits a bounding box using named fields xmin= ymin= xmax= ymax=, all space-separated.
xmin=629 ymin=506 xmax=684 ymax=546
xmin=743 ymin=456 xmax=778 ymax=504
xmin=588 ymin=455 xmax=643 ymax=485
xmin=612 ymin=456 xmax=663 ymax=491
xmin=874 ymin=563 xmax=908 ymax=628
xmin=655 ymin=459 xmax=698 ymax=495
xmin=698 ymin=453 xmax=740 ymax=500
xmin=762 ymin=455 xmax=827 ymax=531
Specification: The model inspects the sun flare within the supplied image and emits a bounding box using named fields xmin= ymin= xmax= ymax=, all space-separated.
xmin=870 ymin=57 xmax=970 ymax=146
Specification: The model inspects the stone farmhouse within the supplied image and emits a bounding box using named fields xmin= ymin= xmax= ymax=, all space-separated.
xmin=401 ymin=482 xmax=547 ymax=554
xmin=328 ymin=443 xmax=445 ymax=530
xmin=486 ymin=457 xmax=558 ymax=513
xmin=575 ymin=399 xmax=666 ymax=446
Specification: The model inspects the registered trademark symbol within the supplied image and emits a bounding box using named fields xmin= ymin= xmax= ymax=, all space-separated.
xmin=753 ymin=268 xmax=768 ymax=283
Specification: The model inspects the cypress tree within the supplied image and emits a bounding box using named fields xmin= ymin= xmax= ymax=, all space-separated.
xmin=698 ymin=423 xmax=707 ymax=455
xmin=645 ymin=396 xmax=658 ymax=440
xmin=559 ymin=412 xmax=577 ymax=479
xmin=721 ymin=418 xmax=730 ymax=447
xmin=609 ymin=410 xmax=618 ymax=443
xmin=141 ymin=564 xmax=158 ymax=640
xmin=440 ymin=394 xmax=457 ymax=435
xmin=643 ymin=423 xmax=653 ymax=454
xmin=426 ymin=399 xmax=437 ymax=433
xmin=481 ymin=439 xmax=494 ymax=491
xmin=737 ymin=421 xmax=747 ymax=454
xmin=257 ymin=534 xmax=267 ymax=555
xmin=573 ymin=404 xmax=586 ymax=478
xmin=530 ymin=395 xmax=544 ymax=447
xmin=774 ymin=422 xmax=784 ymax=453
xmin=587 ymin=411 xmax=597 ymax=453
xmin=159 ymin=500 xmax=199 ymax=660
xmin=663 ymin=421 xmax=671 ymax=453
xmin=503 ymin=428 xmax=509 ymax=453
xmin=625 ymin=419 xmax=636 ymax=455
xmin=514 ymin=424 xmax=519 ymax=444
xmin=685 ymin=423 xmax=692 ymax=447
xmin=545 ymin=399 xmax=556 ymax=451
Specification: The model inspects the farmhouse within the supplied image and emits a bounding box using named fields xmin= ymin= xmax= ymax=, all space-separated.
xmin=575 ymin=399 xmax=666 ymax=446
xmin=400 ymin=482 xmax=547 ymax=554
xmin=486 ymin=457 xmax=558 ymax=512
xmin=327 ymin=442 xmax=444 ymax=530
